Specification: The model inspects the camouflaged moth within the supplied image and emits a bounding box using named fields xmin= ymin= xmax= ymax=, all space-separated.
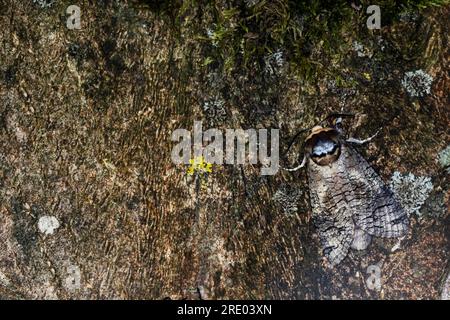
xmin=286 ymin=117 xmax=409 ymax=266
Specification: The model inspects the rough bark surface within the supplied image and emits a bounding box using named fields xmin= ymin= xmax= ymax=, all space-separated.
xmin=0 ymin=1 xmax=448 ymax=299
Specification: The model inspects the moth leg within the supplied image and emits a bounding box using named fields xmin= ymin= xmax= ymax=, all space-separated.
xmin=284 ymin=155 xmax=306 ymax=171
xmin=346 ymin=129 xmax=380 ymax=145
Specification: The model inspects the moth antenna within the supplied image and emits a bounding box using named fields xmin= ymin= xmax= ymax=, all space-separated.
xmin=283 ymin=155 xmax=306 ymax=171
xmin=346 ymin=129 xmax=380 ymax=145
xmin=283 ymin=127 xmax=310 ymax=158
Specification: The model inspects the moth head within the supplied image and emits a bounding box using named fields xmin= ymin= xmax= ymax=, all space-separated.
xmin=305 ymin=126 xmax=341 ymax=166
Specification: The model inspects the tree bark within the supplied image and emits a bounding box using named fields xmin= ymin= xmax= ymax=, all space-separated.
xmin=0 ymin=0 xmax=448 ymax=299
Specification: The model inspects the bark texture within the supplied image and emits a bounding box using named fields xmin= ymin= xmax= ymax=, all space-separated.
xmin=0 ymin=1 xmax=448 ymax=299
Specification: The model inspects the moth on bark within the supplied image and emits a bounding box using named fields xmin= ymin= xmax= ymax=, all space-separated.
xmin=286 ymin=118 xmax=409 ymax=266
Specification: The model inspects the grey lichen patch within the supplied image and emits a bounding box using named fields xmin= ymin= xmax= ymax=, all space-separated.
xmin=32 ymin=0 xmax=55 ymax=8
xmin=438 ymin=144 xmax=450 ymax=173
xmin=352 ymin=41 xmax=372 ymax=58
xmin=272 ymin=184 xmax=302 ymax=216
xmin=389 ymin=171 xmax=433 ymax=217
xmin=202 ymin=97 xmax=227 ymax=126
xmin=401 ymin=69 xmax=433 ymax=97
xmin=264 ymin=49 xmax=285 ymax=76
xmin=37 ymin=215 xmax=60 ymax=235
xmin=398 ymin=10 xmax=420 ymax=23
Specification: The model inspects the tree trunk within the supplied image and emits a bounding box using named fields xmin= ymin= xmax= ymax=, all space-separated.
xmin=0 ymin=0 xmax=448 ymax=299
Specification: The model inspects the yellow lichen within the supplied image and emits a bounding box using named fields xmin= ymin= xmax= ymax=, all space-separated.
xmin=187 ymin=156 xmax=213 ymax=175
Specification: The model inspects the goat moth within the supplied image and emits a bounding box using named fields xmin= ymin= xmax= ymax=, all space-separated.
xmin=289 ymin=123 xmax=409 ymax=266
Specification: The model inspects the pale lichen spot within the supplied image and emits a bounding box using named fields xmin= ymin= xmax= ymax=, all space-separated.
xmin=401 ymin=69 xmax=433 ymax=97
xmin=37 ymin=215 xmax=60 ymax=235
xmin=389 ymin=171 xmax=433 ymax=217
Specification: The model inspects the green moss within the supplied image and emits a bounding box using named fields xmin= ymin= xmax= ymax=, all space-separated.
xmin=142 ymin=0 xmax=448 ymax=83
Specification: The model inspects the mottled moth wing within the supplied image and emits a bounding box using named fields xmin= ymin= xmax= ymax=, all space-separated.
xmin=343 ymin=145 xmax=408 ymax=238
xmin=310 ymin=204 xmax=355 ymax=266
xmin=307 ymin=143 xmax=408 ymax=265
